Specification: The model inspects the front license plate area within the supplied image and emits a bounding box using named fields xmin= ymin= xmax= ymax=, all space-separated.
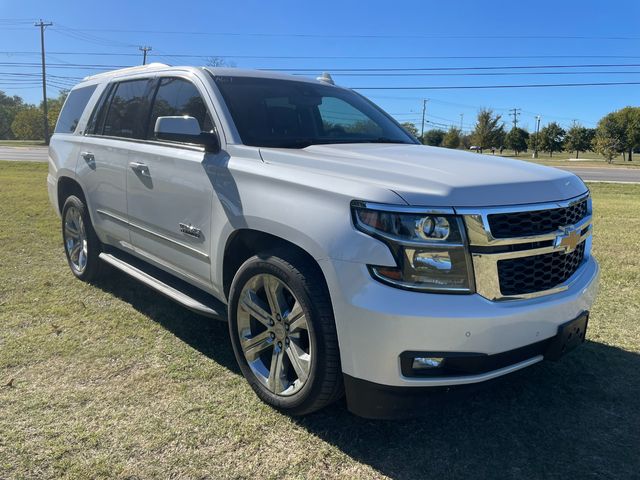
xmin=545 ymin=312 xmax=588 ymax=361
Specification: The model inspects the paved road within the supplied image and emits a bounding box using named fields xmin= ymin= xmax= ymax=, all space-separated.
xmin=557 ymin=166 xmax=640 ymax=183
xmin=1 ymin=146 xmax=640 ymax=183
xmin=0 ymin=146 xmax=48 ymax=162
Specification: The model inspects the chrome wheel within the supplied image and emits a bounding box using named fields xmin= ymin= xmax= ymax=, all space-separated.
xmin=236 ymin=274 xmax=312 ymax=396
xmin=63 ymin=205 xmax=88 ymax=274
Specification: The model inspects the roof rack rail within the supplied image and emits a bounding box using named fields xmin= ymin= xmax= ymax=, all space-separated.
xmin=82 ymin=62 xmax=169 ymax=81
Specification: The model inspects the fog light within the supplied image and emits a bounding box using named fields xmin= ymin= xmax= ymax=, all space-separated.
xmin=412 ymin=357 xmax=445 ymax=369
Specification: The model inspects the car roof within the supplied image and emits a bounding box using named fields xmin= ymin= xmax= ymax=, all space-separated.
xmin=77 ymin=64 xmax=332 ymax=88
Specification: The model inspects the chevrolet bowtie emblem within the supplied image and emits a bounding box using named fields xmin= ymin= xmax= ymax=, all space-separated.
xmin=554 ymin=226 xmax=581 ymax=254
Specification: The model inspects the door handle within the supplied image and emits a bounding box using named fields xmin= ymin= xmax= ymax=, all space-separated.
xmin=129 ymin=161 xmax=150 ymax=177
xmin=81 ymin=151 xmax=94 ymax=162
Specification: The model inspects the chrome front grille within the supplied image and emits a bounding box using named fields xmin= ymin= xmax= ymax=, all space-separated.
xmin=497 ymin=242 xmax=586 ymax=296
xmin=487 ymin=198 xmax=588 ymax=238
xmin=457 ymin=192 xmax=593 ymax=301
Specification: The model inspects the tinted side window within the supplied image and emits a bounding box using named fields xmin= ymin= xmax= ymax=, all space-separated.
xmin=103 ymin=79 xmax=152 ymax=139
xmin=54 ymin=85 xmax=97 ymax=134
xmin=85 ymin=84 xmax=114 ymax=135
xmin=148 ymin=78 xmax=214 ymax=139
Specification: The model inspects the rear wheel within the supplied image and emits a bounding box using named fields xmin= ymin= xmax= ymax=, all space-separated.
xmin=228 ymin=251 xmax=343 ymax=415
xmin=61 ymin=195 xmax=103 ymax=281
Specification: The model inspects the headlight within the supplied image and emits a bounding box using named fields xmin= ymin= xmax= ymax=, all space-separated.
xmin=352 ymin=201 xmax=475 ymax=293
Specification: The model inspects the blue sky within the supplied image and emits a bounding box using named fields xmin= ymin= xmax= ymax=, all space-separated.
xmin=1 ymin=0 xmax=639 ymax=133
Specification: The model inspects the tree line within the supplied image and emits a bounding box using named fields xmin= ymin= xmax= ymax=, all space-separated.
xmin=402 ymin=106 xmax=640 ymax=162
xmin=0 ymin=90 xmax=68 ymax=141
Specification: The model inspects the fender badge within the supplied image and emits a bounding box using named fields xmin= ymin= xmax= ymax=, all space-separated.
xmin=179 ymin=223 xmax=202 ymax=239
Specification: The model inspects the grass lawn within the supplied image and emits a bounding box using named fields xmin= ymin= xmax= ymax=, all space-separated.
xmin=1 ymin=161 xmax=639 ymax=479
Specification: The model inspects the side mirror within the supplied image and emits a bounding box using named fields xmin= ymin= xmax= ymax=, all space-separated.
xmin=154 ymin=116 xmax=220 ymax=153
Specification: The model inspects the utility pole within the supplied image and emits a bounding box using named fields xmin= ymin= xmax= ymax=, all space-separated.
xmin=420 ymin=99 xmax=428 ymax=143
xmin=533 ymin=115 xmax=541 ymax=159
xmin=509 ymin=108 xmax=521 ymax=129
xmin=139 ymin=46 xmax=152 ymax=65
xmin=459 ymin=113 xmax=464 ymax=130
xmin=35 ymin=19 xmax=53 ymax=145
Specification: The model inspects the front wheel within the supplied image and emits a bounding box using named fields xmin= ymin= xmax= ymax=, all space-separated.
xmin=228 ymin=251 xmax=343 ymax=415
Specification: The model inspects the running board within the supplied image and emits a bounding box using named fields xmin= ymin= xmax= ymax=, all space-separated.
xmin=99 ymin=251 xmax=227 ymax=320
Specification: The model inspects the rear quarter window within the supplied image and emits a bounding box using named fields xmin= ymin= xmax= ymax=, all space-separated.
xmin=54 ymin=85 xmax=98 ymax=134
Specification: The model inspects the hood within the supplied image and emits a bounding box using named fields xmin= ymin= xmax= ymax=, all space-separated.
xmin=258 ymin=143 xmax=587 ymax=207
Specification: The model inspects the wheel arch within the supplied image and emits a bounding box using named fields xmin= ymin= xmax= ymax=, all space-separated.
xmin=57 ymin=176 xmax=86 ymax=212
xmin=222 ymin=229 xmax=330 ymax=302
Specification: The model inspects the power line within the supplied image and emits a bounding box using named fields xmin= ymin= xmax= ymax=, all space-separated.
xmin=38 ymin=27 xmax=640 ymax=41
xmin=320 ymin=71 xmax=640 ymax=77
xmin=352 ymin=81 xmax=640 ymax=90
xmin=0 ymin=71 xmax=82 ymax=79
xmin=4 ymin=51 xmax=640 ymax=61
xmin=0 ymin=61 xmax=131 ymax=69
xmin=369 ymin=95 xmax=597 ymax=128
xmin=51 ymin=24 xmax=137 ymax=49
xmin=269 ymin=63 xmax=640 ymax=72
xmin=4 ymin=60 xmax=640 ymax=72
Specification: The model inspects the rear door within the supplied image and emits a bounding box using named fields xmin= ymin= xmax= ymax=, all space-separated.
xmin=77 ymin=78 xmax=153 ymax=247
xmin=125 ymin=75 xmax=217 ymax=287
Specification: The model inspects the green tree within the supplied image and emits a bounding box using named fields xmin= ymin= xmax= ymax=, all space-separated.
xmin=421 ymin=128 xmax=445 ymax=146
xmin=442 ymin=127 xmax=461 ymax=149
xmin=564 ymin=124 xmax=595 ymax=159
xmin=11 ymin=107 xmax=44 ymax=140
xmin=616 ymin=106 xmax=640 ymax=162
xmin=504 ymin=127 xmax=529 ymax=155
xmin=0 ymin=91 xmax=26 ymax=140
xmin=593 ymin=112 xmax=624 ymax=163
xmin=400 ymin=121 xmax=419 ymax=138
xmin=471 ymin=109 xmax=505 ymax=153
xmin=527 ymin=131 xmax=542 ymax=155
xmin=539 ymin=122 xmax=565 ymax=157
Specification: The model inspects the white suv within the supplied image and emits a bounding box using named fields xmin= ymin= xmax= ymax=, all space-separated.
xmin=48 ymin=64 xmax=599 ymax=418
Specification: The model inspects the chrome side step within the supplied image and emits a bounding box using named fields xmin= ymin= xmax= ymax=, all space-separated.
xmin=99 ymin=252 xmax=227 ymax=320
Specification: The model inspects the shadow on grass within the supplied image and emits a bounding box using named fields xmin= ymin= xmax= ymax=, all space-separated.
xmin=94 ymin=269 xmax=639 ymax=479
xmin=93 ymin=268 xmax=241 ymax=376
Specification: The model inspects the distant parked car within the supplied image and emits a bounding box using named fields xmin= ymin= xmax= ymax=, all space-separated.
xmin=48 ymin=64 xmax=598 ymax=418
xmin=469 ymin=145 xmax=481 ymax=151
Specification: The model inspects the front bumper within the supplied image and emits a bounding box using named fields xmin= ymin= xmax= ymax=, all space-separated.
xmin=319 ymin=255 xmax=599 ymax=416
xmin=344 ymin=312 xmax=588 ymax=419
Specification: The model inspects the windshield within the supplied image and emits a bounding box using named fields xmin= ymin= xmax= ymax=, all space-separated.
xmin=210 ymin=75 xmax=417 ymax=149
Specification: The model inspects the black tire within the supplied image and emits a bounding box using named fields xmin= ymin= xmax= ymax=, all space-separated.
xmin=61 ymin=195 xmax=103 ymax=282
xmin=228 ymin=249 xmax=344 ymax=415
